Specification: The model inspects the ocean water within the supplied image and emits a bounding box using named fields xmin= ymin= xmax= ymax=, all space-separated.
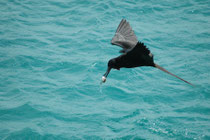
xmin=0 ymin=0 xmax=210 ymax=139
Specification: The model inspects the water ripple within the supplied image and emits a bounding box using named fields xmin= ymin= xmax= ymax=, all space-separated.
xmin=0 ymin=0 xmax=210 ymax=139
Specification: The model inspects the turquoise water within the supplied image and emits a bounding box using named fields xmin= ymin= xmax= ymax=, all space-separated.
xmin=0 ymin=0 xmax=210 ymax=139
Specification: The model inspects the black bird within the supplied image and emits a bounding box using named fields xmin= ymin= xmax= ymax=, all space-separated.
xmin=101 ymin=19 xmax=193 ymax=86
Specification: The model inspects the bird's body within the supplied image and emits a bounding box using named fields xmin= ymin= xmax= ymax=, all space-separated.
xmin=109 ymin=42 xmax=155 ymax=70
xmin=102 ymin=19 xmax=193 ymax=86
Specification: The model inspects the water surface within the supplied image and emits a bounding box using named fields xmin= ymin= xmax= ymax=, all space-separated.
xmin=0 ymin=0 xmax=210 ymax=139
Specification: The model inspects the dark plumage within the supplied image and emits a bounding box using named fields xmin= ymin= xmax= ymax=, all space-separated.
xmin=102 ymin=19 xmax=193 ymax=86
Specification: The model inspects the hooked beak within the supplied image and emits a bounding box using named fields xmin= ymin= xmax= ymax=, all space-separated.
xmin=101 ymin=67 xmax=111 ymax=83
xmin=104 ymin=67 xmax=111 ymax=77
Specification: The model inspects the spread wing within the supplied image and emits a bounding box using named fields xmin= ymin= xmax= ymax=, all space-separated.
xmin=111 ymin=19 xmax=138 ymax=53
xmin=128 ymin=42 xmax=151 ymax=56
xmin=126 ymin=42 xmax=154 ymax=66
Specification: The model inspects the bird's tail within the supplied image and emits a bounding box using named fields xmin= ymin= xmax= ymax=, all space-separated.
xmin=154 ymin=63 xmax=193 ymax=86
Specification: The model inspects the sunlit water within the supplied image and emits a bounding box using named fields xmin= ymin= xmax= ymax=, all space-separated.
xmin=0 ymin=0 xmax=210 ymax=139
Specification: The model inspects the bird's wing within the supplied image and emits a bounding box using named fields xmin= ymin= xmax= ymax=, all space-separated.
xmin=127 ymin=42 xmax=153 ymax=58
xmin=111 ymin=19 xmax=138 ymax=53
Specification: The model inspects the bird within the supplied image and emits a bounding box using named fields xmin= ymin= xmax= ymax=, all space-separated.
xmin=101 ymin=19 xmax=193 ymax=86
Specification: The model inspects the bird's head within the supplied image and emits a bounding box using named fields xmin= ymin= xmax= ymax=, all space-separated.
xmin=101 ymin=59 xmax=119 ymax=83
xmin=108 ymin=59 xmax=119 ymax=69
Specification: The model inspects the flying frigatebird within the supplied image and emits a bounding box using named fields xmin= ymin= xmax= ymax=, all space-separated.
xmin=101 ymin=19 xmax=193 ymax=86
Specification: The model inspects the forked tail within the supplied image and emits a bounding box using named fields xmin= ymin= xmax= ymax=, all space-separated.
xmin=154 ymin=63 xmax=193 ymax=86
